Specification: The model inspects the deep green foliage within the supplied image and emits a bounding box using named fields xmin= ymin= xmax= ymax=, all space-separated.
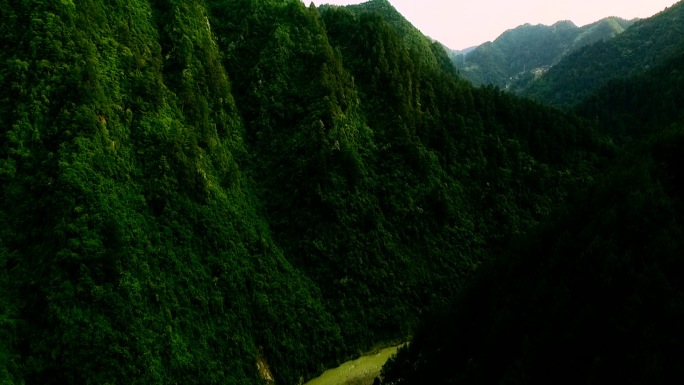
xmin=1 ymin=0 xmax=608 ymax=384
xmin=381 ymin=4 xmax=684 ymax=379
xmin=382 ymin=125 xmax=684 ymax=385
xmin=324 ymin=0 xmax=443 ymax=70
xmin=1 ymin=1 xmax=339 ymax=384
xmin=576 ymin=49 xmax=684 ymax=141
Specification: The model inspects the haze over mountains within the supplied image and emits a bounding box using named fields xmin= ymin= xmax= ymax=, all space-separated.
xmin=453 ymin=1 xmax=684 ymax=108
xmin=452 ymin=17 xmax=636 ymax=89
xmin=523 ymin=0 xmax=684 ymax=106
xmin=1 ymin=1 xmax=683 ymax=384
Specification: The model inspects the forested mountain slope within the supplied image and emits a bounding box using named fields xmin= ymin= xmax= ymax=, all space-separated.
xmin=326 ymin=0 xmax=440 ymax=67
xmin=453 ymin=17 xmax=634 ymax=89
xmin=1 ymin=0 xmax=608 ymax=384
xmin=575 ymin=50 xmax=684 ymax=140
xmin=208 ymin=0 xmax=605 ymax=359
xmin=0 ymin=1 xmax=342 ymax=384
xmin=381 ymin=7 xmax=684 ymax=382
xmin=523 ymin=0 xmax=684 ymax=107
xmin=381 ymin=125 xmax=684 ymax=385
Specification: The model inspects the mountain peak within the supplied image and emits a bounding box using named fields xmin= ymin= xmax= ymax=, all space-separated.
xmin=351 ymin=0 xmax=398 ymax=13
xmin=552 ymin=20 xmax=578 ymax=29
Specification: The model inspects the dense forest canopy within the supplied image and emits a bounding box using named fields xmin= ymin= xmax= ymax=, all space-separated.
xmin=1 ymin=0 xmax=681 ymax=384
xmin=381 ymin=124 xmax=684 ymax=385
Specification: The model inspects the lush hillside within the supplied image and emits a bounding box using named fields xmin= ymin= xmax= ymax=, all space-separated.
xmin=0 ymin=1 xmax=343 ymax=384
xmin=321 ymin=0 xmax=446 ymax=70
xmin=209 ymin=0 xmax=605 ymax=355
xmin=569 ymin=17 xmax=634 ymax=51
xmin=453 ymin=17 xmax=634 ymax=89
xmin=523 ymin=1 xmax=684 ymax=107
xmin=381 ymin=125 xmax=684 ymax=385
xmin=575 ymin=49 xmax=684 ymax=140
xmin=380 ymin=7 xmax=684 ymax=382
xmin=1 ymin=0 xmax=608 ymax=384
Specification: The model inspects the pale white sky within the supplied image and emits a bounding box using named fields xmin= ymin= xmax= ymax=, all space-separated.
xmin=308 ymin=0 xmax=681 ymax=49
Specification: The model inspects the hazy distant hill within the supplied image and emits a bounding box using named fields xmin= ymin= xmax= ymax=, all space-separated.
xmin=523 ymin=1 xmax=684 ymax=106
xmin=453 ymin=17 xmax=635 ymax=89
xmin=449 ymin=45 xmax=477 ymax=60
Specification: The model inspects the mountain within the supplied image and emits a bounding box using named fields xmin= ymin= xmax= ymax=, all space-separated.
xmin=320 ymin=0 xmax=446 ymax=69
xmin=451 ymin=45 xmax=478 ymax=57
xmin=453 ymin=17 xmax=634 ymax=89
xmin=211 ymin=0 xmax=603 ymax=367
xmin=523 ymin=1 xmax=684 ymax=107
xmin=1 ymin=0 xmax=609 ymax=384
xmin=381 ymin=124 xmax=684 ymax=385
xmin=1 ymin=1 xmax=343 ymax=384
xmin=575 ymin=49 xmax=684 ymax=141
xmin=380 ymin=4 xmax=684 ymax=383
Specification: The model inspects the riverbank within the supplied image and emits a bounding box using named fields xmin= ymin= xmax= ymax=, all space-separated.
xmin=304 ymin=344 xmax=404 ymax=385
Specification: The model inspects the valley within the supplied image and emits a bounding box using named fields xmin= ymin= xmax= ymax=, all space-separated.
xmin=1 ymin=1 xmax=683 ymax=384
xmin=304 ymin=344 xmax=403 ymax=385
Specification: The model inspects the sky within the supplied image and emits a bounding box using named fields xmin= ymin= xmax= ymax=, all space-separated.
xmin=308 ymin=0 xmax=681 ymax=50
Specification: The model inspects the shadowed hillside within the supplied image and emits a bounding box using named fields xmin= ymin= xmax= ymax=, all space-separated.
xmin=0 ymin=1 xmax=613 ymax=384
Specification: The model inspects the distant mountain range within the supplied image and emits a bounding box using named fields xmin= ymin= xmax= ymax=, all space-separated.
xmin=449 ymin=45 xmax=477 ymax=58
xmin=452 ymin=17 xmax=636 ymax=90
xmin=452 ymin=1 xmax=684 ymax=109
xmin=522 ymin=1 xmax=684 ymax=106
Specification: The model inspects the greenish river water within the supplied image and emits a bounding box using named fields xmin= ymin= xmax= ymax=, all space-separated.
xmin=303 ymin=344 xmax=403 ymax=385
